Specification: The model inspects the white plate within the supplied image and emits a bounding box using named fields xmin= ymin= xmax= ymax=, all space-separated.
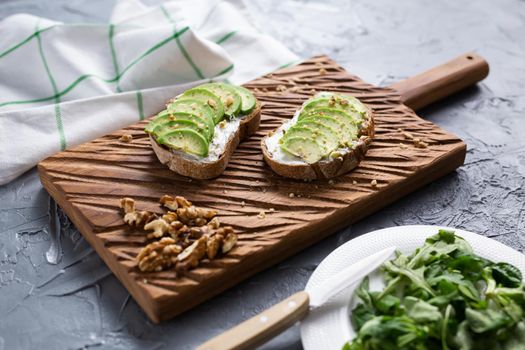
xmin=300 ymin=225 xmax=525 ymax=350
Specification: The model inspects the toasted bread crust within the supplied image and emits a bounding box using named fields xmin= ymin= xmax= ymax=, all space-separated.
xmin=150 ymin=101 xmax=261 ymax=179
xmin=261 ymin=107 xmax=375 ymax=180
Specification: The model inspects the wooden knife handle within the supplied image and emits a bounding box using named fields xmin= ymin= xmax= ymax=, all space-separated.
xmin=389 ymin=52 xmax=489 ymax=111
xmin=197 ymin=291 xmax=310 ymax=350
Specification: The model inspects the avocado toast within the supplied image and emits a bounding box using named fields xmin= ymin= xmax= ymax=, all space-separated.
xmin=261 ymin=92 xmax=374 ymax=180
xmin=146 ymin=83 xmax=260 ymax=179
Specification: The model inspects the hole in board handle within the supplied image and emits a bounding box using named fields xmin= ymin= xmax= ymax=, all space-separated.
xmin=466 ymin=55 xmax=474 ymax=60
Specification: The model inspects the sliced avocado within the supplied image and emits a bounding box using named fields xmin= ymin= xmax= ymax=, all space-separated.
xmin=145 ymin=109 xmax=170 ymax=134
xmin=232 ymin=85 xmax=256 ymax=114
xmin=302 ymin=93 xmax=368 ymax=118
xmin=153 ymin=119 xmax=210 ymax=142
xmin=200 ymin=83 xmax=242 ymax=116
xmin=292 ymin=119 xmax=339 ymax=152
xmin=299 ymin=107 xmax=361 ymax=124
xmin=147 ymin=112 xmax=214 ymax=141
xmin=178 ymin=88 xmax=224 ymax=123
xmin=167 ymin=98 xmax=215 ymax=125
xmin=157 ymin=129 xmax=209 ymax=157
xmin=299 ymin=109 xmax=359 ymax=144
xmin=280 ymin=126 xmax=322 ymax=141
xmin=299 ymin=115 xmax=347 ymax=145
xmin=281 ymin=137 xmax=325 ymax=164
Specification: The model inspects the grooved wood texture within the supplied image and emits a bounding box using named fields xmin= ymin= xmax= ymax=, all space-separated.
xmin=38 ymin=56 xmax=466 ymax=323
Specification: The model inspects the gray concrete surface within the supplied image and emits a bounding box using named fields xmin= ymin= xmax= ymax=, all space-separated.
xmin=1 ymin=0 xmax=525 ymax=349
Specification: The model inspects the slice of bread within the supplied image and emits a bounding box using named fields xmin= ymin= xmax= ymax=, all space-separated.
xmin=261 ymin=105 xmax=374 ymax=180
xmin=150 ymin=101 xmax=261 ymax=179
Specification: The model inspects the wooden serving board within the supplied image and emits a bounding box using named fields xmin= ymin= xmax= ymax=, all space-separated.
xmin=38 ymin=55 xmax=487 ymax=323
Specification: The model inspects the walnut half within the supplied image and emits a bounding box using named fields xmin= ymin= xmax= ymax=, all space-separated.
xmin=124 ymin=210 xmax=156 ymax=228
xmin=137 ymin=237 xmax=182 ymax=272
xmin=206 ymin=234 xmax=223 ymax=259
xmin=144 ymin=218 xmax=170 ymax=239
xmin=177 ymin=206 xmax=217 ymax=225
xmin=222 ymin=232 xmax=237 ymax=253
xmin=160 ymin=195 xmax=193 ymax=211
xmin=120 ymin=198 xmax=135 ymax=214
xmin=176 ymin=236 xmax=208 ymax=273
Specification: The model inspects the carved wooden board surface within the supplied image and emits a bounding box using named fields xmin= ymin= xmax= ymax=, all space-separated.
xmin=38 ymin=56 xmax=466 ymax=323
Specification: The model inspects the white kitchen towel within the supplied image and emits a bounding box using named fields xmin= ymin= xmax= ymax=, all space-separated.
xmin=0 ymin=0 xmax=298 ymax=185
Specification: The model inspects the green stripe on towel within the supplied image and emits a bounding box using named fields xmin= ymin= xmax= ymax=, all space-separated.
xmin=216 ymin=31 xmax=237 ymax=45
xmin=215 ymin=64 xmax=234 ymax=77
xmin=109 ymin=24 xmax=122 ymax=93
xmin=160 ymin=5 xmax=205 ymax=80
xmin=136 ymin=90 xmax=144 ymax=121
xmin=0 ymin=25 xmax=56 ymax=59
xmin=36 ymin=21 xmax=66 ymax=150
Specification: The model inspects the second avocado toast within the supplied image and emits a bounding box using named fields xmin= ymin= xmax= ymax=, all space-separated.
xmin=145 ymin=82 xmax=261 ymax=179
xmin=262 ymin=92 xmax=375 ymax=180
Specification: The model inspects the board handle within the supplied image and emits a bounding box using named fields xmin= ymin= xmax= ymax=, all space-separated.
xmin=389 ymin=52 xmax=489 ymax=111
xmin=197 ymin=291 xmax=309 ymax=350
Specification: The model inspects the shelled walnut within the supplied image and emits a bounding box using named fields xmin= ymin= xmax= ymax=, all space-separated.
xmin=160 ymin=194 xmax=192 ymax=211
xmin=119 ymin=198 xmax=156 ymax=227
xmin=206 ymin=234 xmax=223 ymax=259
xmin=176 ymin=206 xmax=217 ymax=225
xmin=120 ymin=198 xmax=135 ymax=213
xmin=176 ymin=236 xmax=208 ymax=273
xmin=144 ymin=218 xmax=170 ymax=239
xmin=120 ymin=195 xmax=238 ymax=274
xmin=137 ymin=237 xmax=182 ymax=272
xmin=162 ymin=211 xmax=178 ymax=223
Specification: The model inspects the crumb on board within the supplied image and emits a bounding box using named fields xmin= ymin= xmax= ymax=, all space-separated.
xmin=352 ymin=180 xmax=358 ymax=185
xmin=413 ymin=139 xmax=429 ymax=148
xmin=328 ymin=179 xmax=335 ymax=185
xmin=402 ymin=131 xmax=414 ymax=140
xmin=289 ymin=192 xmax=295 ymax=198
xmin=119 ymin=134 xmax=133 ymax=142
xmin=398 ymin=128 xmax=429 ymax=149
xmin=241 ymin=201 xmax=246 ymax=207
xmin=371 ymin=179 xmax=378 ymax=188
xmin=257 ymin=210 xmax=266 ymax=219
xmin=319 ymin=68 xmax=327 ymax=75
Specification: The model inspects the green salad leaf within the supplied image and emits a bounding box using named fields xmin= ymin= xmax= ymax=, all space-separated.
xmin=344 ymin=230 xmax=525 ymax=350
